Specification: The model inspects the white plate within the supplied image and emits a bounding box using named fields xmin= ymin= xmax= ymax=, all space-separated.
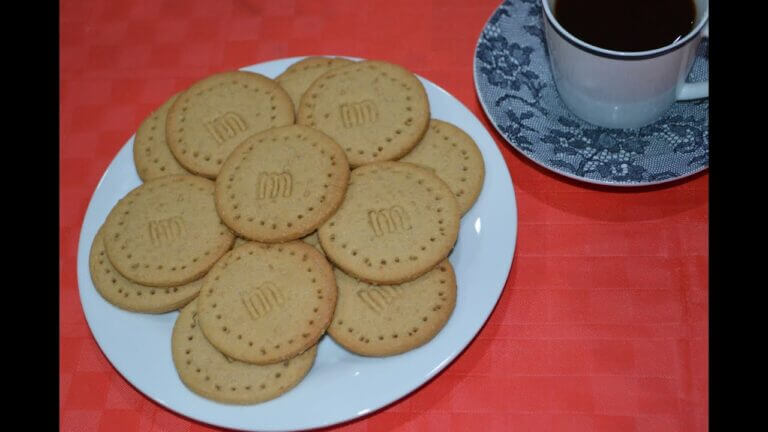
xmin=76 ymin=57 xmax=518 ymax=431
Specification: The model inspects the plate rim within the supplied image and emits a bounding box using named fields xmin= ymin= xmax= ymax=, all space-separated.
xmin=471 ymin=1 xmax=709 ymax=188
xmin=75 ymin=55 xmax=518 ymax=431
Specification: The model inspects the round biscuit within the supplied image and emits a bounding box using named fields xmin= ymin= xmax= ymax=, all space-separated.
xmin=90 ymin=226 xmax=201 ymax=313
xmin=172 ymin=299 xmax=317 ymax=404
xmin=318 ymin=161 xmax=460 ymax=285
xmin=103 ymin=175 xmax=235 ymax=287
xmin=133 ymin=92 xmax=191 ymax=181
xmin=300 ymin=231 xmax=325 ymax=255
xmin=297 ymin=60 xmax=430 ymax=168
xmin=215 ymin=125 xmax=349 ymax=243
xmin=400 ymin=119 xmax=485 ymax=215
xmin=196 ymin=241 xmax=337 ymax=365
xmin=232 ymin=231 xmax=325 ymax=255
xmin=234 ymin=232 xmax=325 ymax=255
xmin=167 ymin=71 xmax=294 ymax=178
xmin=328 ymin=261 xmax=456 ymax=356
xmin=276 ymin=57 xmax=356 ymax=114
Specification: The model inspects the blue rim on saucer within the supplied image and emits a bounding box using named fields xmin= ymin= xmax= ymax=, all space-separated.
xmin=473 ymin=0 xmax=709 ymax=186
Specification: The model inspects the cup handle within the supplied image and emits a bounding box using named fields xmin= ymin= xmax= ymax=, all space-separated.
xmin=677 ymin=22 xmax=709 ymax=101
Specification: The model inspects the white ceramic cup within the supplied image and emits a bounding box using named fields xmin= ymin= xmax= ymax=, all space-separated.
xmin=542 ymin=0 xmax=709 ymax=129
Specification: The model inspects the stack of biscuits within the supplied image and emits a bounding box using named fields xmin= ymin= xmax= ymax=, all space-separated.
xmin=89 ymin=57 xmax=485 ymax=404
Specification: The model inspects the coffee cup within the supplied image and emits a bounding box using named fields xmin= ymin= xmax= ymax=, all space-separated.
xmin=541 ymin=0 xmax=709 ymax=129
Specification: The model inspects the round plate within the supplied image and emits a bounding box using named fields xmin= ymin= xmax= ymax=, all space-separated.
xmin=473 ymin=0 xmax=709 ymax=186
xmin=76 ymin=57 xmax=518 ymax=431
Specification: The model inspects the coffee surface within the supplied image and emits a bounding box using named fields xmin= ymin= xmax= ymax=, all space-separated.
xmin=554 ymin=0 xmax=696 ymax=52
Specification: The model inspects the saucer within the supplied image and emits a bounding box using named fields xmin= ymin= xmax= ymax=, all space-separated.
xmin=473 ymin=0 xmax=709 ymax=186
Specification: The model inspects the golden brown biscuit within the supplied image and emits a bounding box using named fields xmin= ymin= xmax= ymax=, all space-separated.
xmin=276 ymin=57 xmax=356 ymax=114
xmin=172 ymin=299 xmax=317 ymax=404
xmin=400 ymin=119 xmax=485 ymax=215
xmin=328 ymin=261 xmax=456 ymax=356
xmin=318 ymin=162 xmax=460 ymax=285
xmin=103 ymin=175 xmax=235 ymax=287
xmin=167 ymin=71 xmax=294 ymax=178
xmin=234 ymin=232 xmax=324 ymax=255
xmin=215 ymin=125 xmax=349 ymax=243
xmin=297 ymin=60 xmax=430 ymax=168
xmin=90 ymin=226 xmax=201 ymax=313
xmin=133 ymin=92 xmax=192 ymax=181
xmin=197 ymin=241 xmax=337 ymax=364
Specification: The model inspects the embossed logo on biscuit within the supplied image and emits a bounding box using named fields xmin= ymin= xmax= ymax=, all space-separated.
xmin=356 ymin=285 xmax=404 ymax=314
xmin=367 ymin=206 xmax=412 ymax=236
xmin=241 ymin=282 xmax=285 ymax=320
xmin=204 ymin=112 xmax=248 ymax=144
xmin=148 ymin=216 xmax=185 ymax=246
xmin=340 ymin=100 xmax=378 ymax=128
xmin=257 ymin=172 xmax=292 ymax=199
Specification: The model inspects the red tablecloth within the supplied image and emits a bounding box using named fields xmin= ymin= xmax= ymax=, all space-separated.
xmin=60 ymin=1 xmax=708 ymax=430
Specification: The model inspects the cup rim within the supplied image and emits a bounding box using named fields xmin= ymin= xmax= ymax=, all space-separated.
xmin=542 ymin=0 xmax=709 ymax=60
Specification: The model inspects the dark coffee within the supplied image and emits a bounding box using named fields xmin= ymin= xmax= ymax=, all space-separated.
xmin=554 ymin=0 xmax=696 ymax=52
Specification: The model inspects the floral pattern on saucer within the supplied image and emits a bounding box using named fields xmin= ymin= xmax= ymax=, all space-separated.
xmin=474 ymin=0 xmax=709 ymax=186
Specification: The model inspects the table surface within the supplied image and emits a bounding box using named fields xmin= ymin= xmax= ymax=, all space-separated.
xmin=59 ymin=1 xmax=708 ymax=431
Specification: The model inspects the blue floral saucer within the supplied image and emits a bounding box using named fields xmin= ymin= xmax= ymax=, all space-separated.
xmin=473 ymin=0 xmax=709 ymax=186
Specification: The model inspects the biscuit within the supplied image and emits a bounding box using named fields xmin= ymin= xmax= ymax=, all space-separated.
xmin=276 ymin=57 xmax=356 ymax=114
xmin=215 ymin=125 xmax=349 ymax=243
xmin=318 ymin=161 xmax=460 ymax=285
xmin=400 ymin=119 xmax=485 ymax=215
xmin=167 ymin=71 xmax=295 ymax=179
xmin=297 ymin=60 xmax=430 ymax=168
xmin=132 ymin=92 xmax=191 ymax=181
xmin=196 ymin=241 xmax=337 ymax=365
xmin=172 ymin=299 xmax=317 ymax=404
xmin=301 ymin=231 xmax=324 ymax=255
xmin=232 ymin=236 xmax=250 ymax=249
xmin=90 ymin=226 xmax=201 ymax=313
xmin=234 ymin=232 xmax=324 ymax=255
xmin=328 ymin=260 xmax=456 ymax=356
xmin=103 ymin=175 xmax=235 ymax=287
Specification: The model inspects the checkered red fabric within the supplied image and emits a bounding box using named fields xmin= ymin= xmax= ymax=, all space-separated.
xmin=60 ymin=1 xmax=708 ymax=430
